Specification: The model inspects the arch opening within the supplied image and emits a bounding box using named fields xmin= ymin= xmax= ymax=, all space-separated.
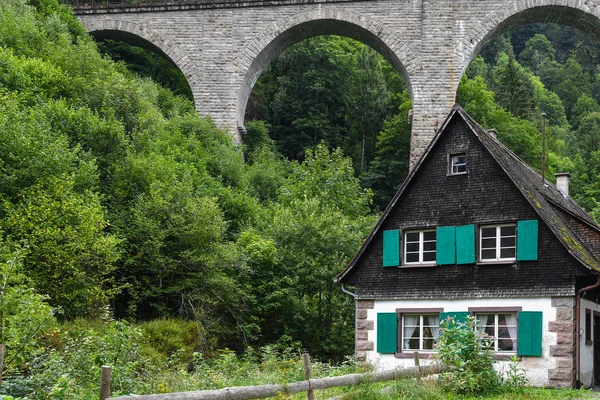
xmin=238 ymin=17 xmax=415 ymax=210
xmin=461 ymin=4 xmax=600 ymax=83
xmin=236 ymin=17 xmax=415 ymax=130
xmin=86 ymin=26 xmax=195 ymax=105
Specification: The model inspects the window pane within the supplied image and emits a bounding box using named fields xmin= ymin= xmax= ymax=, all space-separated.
xmin=406 ymin=253 xmax=419 ymax=263
xmin=481 ymin=227 xmax=496 ymax=238
xmin=423 ymin=252 xmax=436 ymax=262
xmin=500 ymin=237 xmax=516 ymax=247
xmin=500 ymin=248 xmax=516 ymax=258
xmin=481 ymin=238 xmax=496 ymax=249
xmin=406 ymin=232 xmax=419 ymax=242
xmin=423 ymin=231 xmax=436 ymax=241
xmin=482 ymin=249 xmax=496 ymax=259
xmin=423 ymin=241 xmax=436 ymax=251
xmin=498 ymin=338 xmax=515 ymax=351
xmin=501 ymin=226 xmax=516 ymax=236
xmin=406 ymin=243 xmax=419 ymax=252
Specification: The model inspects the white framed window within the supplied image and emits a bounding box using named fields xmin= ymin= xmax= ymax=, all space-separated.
xmin=479 ymin=224 xmax=516 ymax=261
xmin=402 ymin=314 xmax=440 ymax=351
xmin=404 ymin=230 xmax=436 ymax=264
xmin=450 ymin=153 xmax=467 ymax=175
xmin=475 ymin=313 xmax=518 ymax=352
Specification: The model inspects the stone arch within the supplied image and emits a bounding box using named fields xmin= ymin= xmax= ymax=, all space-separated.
xmin=233 ymin=9 xmax=418 ymax=129
xmin=81 ymin=19 xmax=198 ymax=104
xmin=454 ymin=0 xmax=600 ymax=95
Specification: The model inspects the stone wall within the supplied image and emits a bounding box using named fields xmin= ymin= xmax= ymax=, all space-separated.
xmin=355 ymin=299 xmax=374 ymax=361
xmin=548 ymin=297 xmax=576 ymax=388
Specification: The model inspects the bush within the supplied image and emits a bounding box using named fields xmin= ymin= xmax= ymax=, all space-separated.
xmin=138 ymin=319 xmax=203 ymax=365
xmin=434 ymin=316 xmax=501 ymax=396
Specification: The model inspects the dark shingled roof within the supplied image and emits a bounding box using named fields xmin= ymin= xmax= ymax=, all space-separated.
xmin=338 ymin=104 xmax=600 ymax=282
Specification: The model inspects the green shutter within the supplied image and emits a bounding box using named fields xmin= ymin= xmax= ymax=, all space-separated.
xmin=517 ymin=220 xmax=538 ymax=261
xmin=440 ymin=311 xmax=471 ymax=325
xmin=456 ymin=225 xmax=475 ymax=264
xmin=377 ymin=313 xmax=397 ymax=353
xmin=436 ymin=226 xmax=456 ymax=265
xmin=517 ymin=311 xmax=543 ymax=356
xmin=383 ymin=230 xmax=400 ymax=267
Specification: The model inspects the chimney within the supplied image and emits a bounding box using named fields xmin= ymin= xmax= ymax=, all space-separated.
xmin=555 ymin=172 xmax=571 ymax=197
xmin=488 ymin=129 xmax=497 ymax=139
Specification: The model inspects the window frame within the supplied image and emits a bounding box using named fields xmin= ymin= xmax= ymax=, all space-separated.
xmin=479 ymin=223 xmax=517 ymax=262
xmin=586 ymin=309 xmax=592 ymax=345
xmin=449 ymin=153 xmax=467 ymax=175
xmin=395 ymin=308 xmax=443 ymax=357
xmin=469 ymin=307 xmax=522 ymax=354
xmin=403 ymin=229 xmax=437 ymax=266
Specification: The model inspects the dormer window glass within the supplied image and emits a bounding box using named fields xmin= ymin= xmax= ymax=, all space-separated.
xmin=450 ymin=153 xmax=467 ymax=175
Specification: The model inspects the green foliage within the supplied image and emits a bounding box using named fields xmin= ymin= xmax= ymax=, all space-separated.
xmin=490 ymin=52 xmax=535 ymax=119
xmin=279 ymin=143 xmax=373 ymax=217
xmin=362 ymin=91 xmax=412 ymax=209
xmin=138 ymin=319 xmax=204 ymax=365
xmin=6 ymin=320 xmax=153 ymax=399
xmin=98 ymin=40 xmax=193 ymax=100
xmin=248 ymin=35 xmax=403 ymax=182
xmin=435 ymin=316 xmax=501 ymax=396
xmin=0 ymin=240 xmax=57 ymax=376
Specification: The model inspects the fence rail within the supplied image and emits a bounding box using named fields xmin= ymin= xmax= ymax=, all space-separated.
xmin=107 ymin=363 xmax=447 ymax=400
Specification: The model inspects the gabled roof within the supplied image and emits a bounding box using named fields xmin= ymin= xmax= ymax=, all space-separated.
xmin=338 ymin=104 xmax=600 ymax=282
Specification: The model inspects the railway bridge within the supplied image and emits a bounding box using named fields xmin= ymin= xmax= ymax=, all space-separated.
xmin=72 ymin=0 xmax=600 ymax=163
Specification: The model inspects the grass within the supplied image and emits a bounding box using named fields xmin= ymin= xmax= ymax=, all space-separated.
xmin=336 ymin=379 xmax=598 ymax=400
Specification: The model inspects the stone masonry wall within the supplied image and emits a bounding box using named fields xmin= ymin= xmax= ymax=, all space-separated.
xmin=77 ymin=0 xmax=600 ymax=165
xmin=548 ymin=297 xmax=576 ymax=388
xmin=355 ymin=299 xmax=374 ymax=361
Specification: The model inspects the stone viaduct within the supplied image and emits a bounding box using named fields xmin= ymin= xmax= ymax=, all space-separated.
xmin=73 ymin=0 xmax=600 ymax=164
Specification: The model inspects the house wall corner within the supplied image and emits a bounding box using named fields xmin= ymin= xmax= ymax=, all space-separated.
xmin=547 ymin=297 xmax=576 ymax=387
xmin=356 ymin=299 xmax=375 ymax=361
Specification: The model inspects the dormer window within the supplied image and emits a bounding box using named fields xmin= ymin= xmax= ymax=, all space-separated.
xmin=450 ymin=153 xmax=467 ymax=175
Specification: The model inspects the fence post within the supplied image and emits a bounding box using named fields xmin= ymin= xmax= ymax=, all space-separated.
xmin=302 ymin=353 xmax=314 ymax=400
xmin=100 ymin=365 xmax=111 ymax=400
xmin=0 ymin=344 xmax=5 ymax=388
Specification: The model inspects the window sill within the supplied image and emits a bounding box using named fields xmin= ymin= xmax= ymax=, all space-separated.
xmin=395 ymin=352 xmax=436 ymax=359
xmin=476 ymin=260 xmax=517 ymax=266
xmin=401 ymin=263 xmax=436 ymax=268
xmin=494 ymin=353 xmax=520 ymax=361
xmin=393 ymin=352 xmax=519 ymax=361
xmin=447 ymin=172 xmax=467 ymax=177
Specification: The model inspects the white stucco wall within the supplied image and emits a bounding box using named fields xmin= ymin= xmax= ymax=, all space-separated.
xmin=366 ymin=297 xmax=556 ymax=387
xmin=579 ymin=298 xmax=600 ymax=387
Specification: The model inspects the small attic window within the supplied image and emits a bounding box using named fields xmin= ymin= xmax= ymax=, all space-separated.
xmin=449 ymin=153 xmax=467 ymax=175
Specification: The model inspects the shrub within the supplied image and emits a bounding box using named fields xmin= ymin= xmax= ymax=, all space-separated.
xmin=138 ymin=319 xmax=203 ymax=365
xmin=434 ymin=316 xmax=501 ymax=396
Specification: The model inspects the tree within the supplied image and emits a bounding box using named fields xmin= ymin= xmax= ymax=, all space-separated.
xmin=3 ymin=177 xmax=120 ymax=319
xmin=362 ymin=91 xmax=412 ymax=209
xmin=519 ymin=34 xmax=556 ymax=75
xmin=491 ymin=52 xmax=535 ymax=119
xmin=345 ymin=46 xmax=392 ymax=173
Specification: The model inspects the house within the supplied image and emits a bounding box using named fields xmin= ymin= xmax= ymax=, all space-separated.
xmin=336 ymin=104 xmax=600 ymax=388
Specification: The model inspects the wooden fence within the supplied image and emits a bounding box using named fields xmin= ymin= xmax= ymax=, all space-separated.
xmin=101 ymin=353 xmax=447 ymax=400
